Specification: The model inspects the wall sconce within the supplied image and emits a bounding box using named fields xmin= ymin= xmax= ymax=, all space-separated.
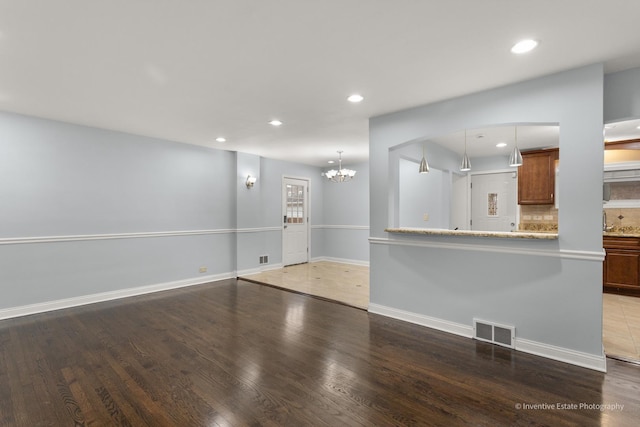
xmin=246 ymin=175 xmax=257 ymax=188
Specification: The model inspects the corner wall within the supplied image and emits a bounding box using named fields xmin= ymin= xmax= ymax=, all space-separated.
xmin=0 ymin=111 xmax=237 ymax=314
xmin=369 ymin=64 xmax=606 ymax=370
xmin=317 ymin=161 xmax=370 ymax=265
xmin=1 ymin=111 xmax=366 ymax=317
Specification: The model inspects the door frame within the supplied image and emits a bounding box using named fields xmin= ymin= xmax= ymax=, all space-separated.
xmin=468 ymin=168 xmax=519 ymax=230
xmin=281 ymin=175 xmax=311 ymax=266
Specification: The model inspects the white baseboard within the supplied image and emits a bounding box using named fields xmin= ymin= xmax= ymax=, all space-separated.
xmin=262 ymin=263 xmax=284 ymax=272
xmin=310 ymin=256 xmax=370 ymax=267
xmin=515 ymin=338 xmax=607 ymax=372
xmin=368 ymin=303 xmax=607 ymax=372
xmin=368 ymin=303 xmax=473 ymax=338
xmin=237 ymin=263 xmax=284 ymax=277
xmin=0 ymin=272 xmax=235 ymax=321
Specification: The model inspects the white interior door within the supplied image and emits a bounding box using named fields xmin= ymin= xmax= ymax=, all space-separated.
xmin=451 ymin=173 xmax=469 ymax=230
xmin=283 ymin=177 xmax=309 ymax=266
xmin=471 ymin=172 xmax=517 ymax=231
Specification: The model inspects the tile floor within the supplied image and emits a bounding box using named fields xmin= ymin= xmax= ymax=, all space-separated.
xmin=603 ymin=293 xmax=640 ymax=361
xmin=243 ymin=262 xmax=640 ymax=361
xmin=241 ymin=261 xmax=369 ymax=309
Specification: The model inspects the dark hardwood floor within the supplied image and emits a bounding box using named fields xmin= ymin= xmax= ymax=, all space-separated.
xmin=1 ymin=279 xmax=639 ymax=426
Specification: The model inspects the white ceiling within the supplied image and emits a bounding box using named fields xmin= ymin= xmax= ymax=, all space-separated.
xmin=2 ymin=1 xmax=640 ymax=166
xmin=428 ymin=125 xmax=559 ymax=158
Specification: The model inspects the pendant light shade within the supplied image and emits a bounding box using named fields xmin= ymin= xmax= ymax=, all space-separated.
xmin=509 ymin=146 xmax=523 ymax=167
xmin=419 ymin=145 xmax=429 ymax=173
xmin=509 ymin=126 xmax=523 ymax=167
xmin=460 ymin=130 xmax=471 ymax=172
xmin=460 ymin=152 xmax=471 ymax=171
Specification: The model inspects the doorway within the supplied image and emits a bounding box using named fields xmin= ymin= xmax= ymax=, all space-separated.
xmin=471 ymin=171 xmax=518 ymax=232
xmin=282 ymin=177 xmax=309 ymax=266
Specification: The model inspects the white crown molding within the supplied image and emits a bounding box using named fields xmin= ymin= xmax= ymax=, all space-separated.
xmin=369 ymin=237 xmax=605 ymax=261
xmin=369 ymin=303 xmax=606 ymax=372
xmin=0 ymin=272 xmax=235 ymax=321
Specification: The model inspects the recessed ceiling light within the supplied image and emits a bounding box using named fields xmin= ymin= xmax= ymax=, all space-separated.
xmin=215 ymin=137 xmax=226 ymax=142
xmin=496 ymin=142 xmax=507 ymax=148
xmin=269 ymin=119 xmax=283 ymax=126
xmin=511 ymin=39 xmax=538 ymax=54
xmin=347 ymin=94 xmax=364 ymax=103
xmin=328 ymin=160 xmax=335 ymax=164
xmin=636 ymin=125 xmax=640 ymax=130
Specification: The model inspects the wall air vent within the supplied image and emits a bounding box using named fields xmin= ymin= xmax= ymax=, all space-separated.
xmin=473 ymin=319 xmax=515 ymax=349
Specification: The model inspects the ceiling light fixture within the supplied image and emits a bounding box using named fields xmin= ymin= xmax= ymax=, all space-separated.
xmin=419 ymin=144 xmax=429 ymax=174
xmin=347 ymin=94 xmax=364 ymax=103
xmin=511 ymin=39 xmax=538 ymax=54
xmin=496 ymin=142 xmax=507 ymax=148
xmin=323 ymin=151 xmax=356 ymax=182
xmin=509 ymin=126 xmax=523 ymax=167
xmin=269 ymin=119 xmax=283 ymax=126
xmin=460 ymin=130 xmax=471 ymax=172
xmin=215 ymin=137 xmax=226 ymax=142
xmin=327 ymin=160 xmax=335 ymax=164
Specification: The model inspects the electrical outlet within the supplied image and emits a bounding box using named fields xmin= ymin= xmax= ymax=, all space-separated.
xmin=423 ymin=213 xmax=429 ymax=221
xmin=199 ymin=266 xmax=207 ymax=273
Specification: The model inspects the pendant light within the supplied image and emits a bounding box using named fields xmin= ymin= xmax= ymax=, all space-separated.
xmin=509 ymin=126 xmax=523 ymax=167
xmin=419 ymin=144 xmax=429 ymax=174
xmin=460 ymin=130 xmax=471 ymax=172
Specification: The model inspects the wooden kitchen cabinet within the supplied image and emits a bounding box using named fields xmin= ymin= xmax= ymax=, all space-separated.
xmin=603 ymin=236 xmax=640 ymax=296
xmin=517 ymin=148 xmax=559 ymax=205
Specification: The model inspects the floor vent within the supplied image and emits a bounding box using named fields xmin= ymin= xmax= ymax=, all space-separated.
xmin=473 ymin=319 xmax=515 ymax=349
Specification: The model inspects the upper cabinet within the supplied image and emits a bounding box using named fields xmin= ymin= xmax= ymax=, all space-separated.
xmin=518 ymin=148 xmax=559 ymax=205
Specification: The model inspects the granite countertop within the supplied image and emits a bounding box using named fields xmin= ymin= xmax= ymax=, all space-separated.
xmin=603 ymin=226 xmax=640 ymax=238
xmin=603 ymin=232 xmax=640 ymax=238
xmin=384 ymin=228 xmax=559 ymax=240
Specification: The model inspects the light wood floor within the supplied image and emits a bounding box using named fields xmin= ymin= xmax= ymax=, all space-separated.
xmin=241 ymin=261 xmax=369 ymax=309
xmin=603 ymin=293 xmax=640 ymax=361
xmin=244 ymin=262 xmax=640 ymax=362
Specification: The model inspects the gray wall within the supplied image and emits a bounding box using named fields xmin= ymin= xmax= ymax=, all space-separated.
xmin=236 ymin=153 xmax=325 ymax=271
xmin=399 ymin=160 xmax=449 ymax=229
xmin=320 ymin=161 xmax=370 ymax=263
xmin=0 ymin=110 xmax=371 ymax=312
xmin=0 ymin=111 xmax=237 ymax=309
xmin=604 ymin=67 xmax=640 ymax=123
xmin=369 ymin=64 xmax=605 ymax=358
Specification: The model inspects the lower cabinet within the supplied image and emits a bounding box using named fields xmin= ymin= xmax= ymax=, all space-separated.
xmin=603 ymin=236 xmax=640 ymax=296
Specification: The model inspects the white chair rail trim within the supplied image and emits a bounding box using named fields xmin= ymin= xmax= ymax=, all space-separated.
xmin=369 ymin=237 xmax=605 ymax=261
xmin=0 ymin=227 xmax=282 ymax=245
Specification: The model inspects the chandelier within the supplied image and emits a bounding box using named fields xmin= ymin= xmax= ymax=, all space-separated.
xmin=323 ymin=151 xmax=356 ymax=182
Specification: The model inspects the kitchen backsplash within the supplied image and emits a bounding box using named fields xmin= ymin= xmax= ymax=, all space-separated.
xmin=604 ymin=208 xmax=640 ymax=229
xmin=519 ymin=205 xmax=558 ymax=232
